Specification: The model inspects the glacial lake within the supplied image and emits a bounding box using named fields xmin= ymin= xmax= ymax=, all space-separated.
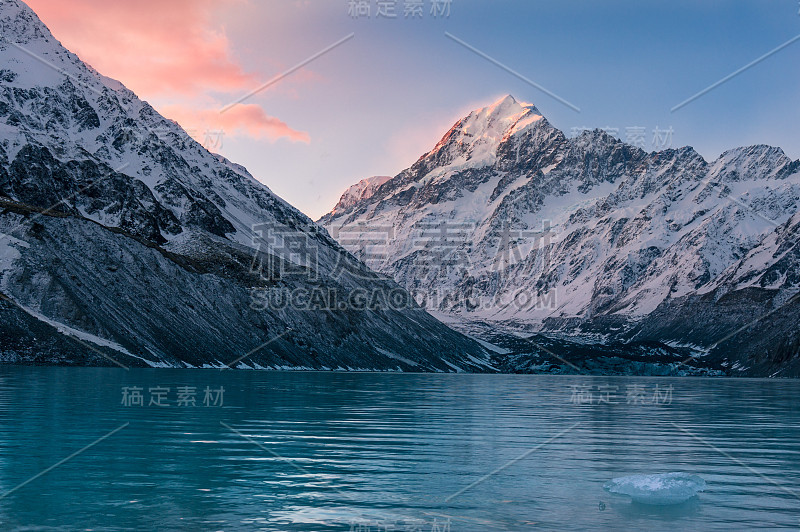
xmin=0 ymin=367 xmax=798 ymax=531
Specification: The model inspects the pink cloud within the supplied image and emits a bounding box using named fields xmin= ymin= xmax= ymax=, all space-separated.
xmin=160 ymin=103 xmax=310 ymax=144
xmin=26 ymin=0 xmax=257 ymax=96
xmin=25 ymin=0 xmax=312 ymax=144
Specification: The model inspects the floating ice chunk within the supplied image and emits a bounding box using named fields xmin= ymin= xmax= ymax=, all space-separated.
xmin=603 ymin=473 xmax=706 ymax=505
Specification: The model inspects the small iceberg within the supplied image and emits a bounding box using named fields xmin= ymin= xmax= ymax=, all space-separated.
xmin=603 ymin=473 xmax=706 ymax=505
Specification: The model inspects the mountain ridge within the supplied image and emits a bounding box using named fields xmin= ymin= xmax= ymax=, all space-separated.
xmin=0 ymin=0 xmax=493 ymax=371
xmin=320 ymin=94 xmax=800 ymax=377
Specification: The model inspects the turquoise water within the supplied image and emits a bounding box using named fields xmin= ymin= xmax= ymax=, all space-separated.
xmin=0 ymin=368 xmax=798 ymax=531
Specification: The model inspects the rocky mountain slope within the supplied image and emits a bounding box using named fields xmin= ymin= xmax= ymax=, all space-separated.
xmin=0 ymin=0 xmax=492 ymax=371
xmin=328 ymin=175 xmax=391 ymax=219
xmin=320 ymin=95 xmax=800 ymax=377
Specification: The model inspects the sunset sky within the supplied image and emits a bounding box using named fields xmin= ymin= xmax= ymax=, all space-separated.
xmin=25 ymin=0 xmax=800 ymax=219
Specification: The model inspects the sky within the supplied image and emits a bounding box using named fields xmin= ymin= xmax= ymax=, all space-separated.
xmin=25 ymin=0 xmax=800 ymax=220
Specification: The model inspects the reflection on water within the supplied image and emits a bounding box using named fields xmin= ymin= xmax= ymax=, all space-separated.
xmin=0 ymin=367 xmax=798 ymax=530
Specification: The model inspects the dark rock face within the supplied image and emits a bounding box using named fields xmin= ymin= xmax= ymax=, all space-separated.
xmin=1 ymin=144 xmax=185 ymax=243
xmin=320 ymin=95 xmax=800 ymax=377
xmin=0 ymin=207 xmax=490 ymax=371
xmin=0 ymin=0 xmax=491 ymax=371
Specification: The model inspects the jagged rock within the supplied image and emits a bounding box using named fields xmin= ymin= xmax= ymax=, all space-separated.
xmin=320 ymin=95 xmax=800 ymax=377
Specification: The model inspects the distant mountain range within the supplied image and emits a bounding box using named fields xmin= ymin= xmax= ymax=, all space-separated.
xmin=320 ymin=95 xmax=800 ymax=377
xmin=0 ymin=0 xmax=492 ymax=371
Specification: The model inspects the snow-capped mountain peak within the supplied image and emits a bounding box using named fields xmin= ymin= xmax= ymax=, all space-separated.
xmin=319 ymin=94 xmax=800 ymax=376
xmin=426 ymin=94 xmax=545 ymax=165
xmin=1 ymin=0 xmax=105 ymax=91
xmin=329 ymin=176 xmax=392 ymax=217
xmin=474 ymin=94 xmax=541 ymax=127
xmin=1 ymin=0 xmax=50 ymax=44
xmin=1 ymin=0 xmax=306 ymax=251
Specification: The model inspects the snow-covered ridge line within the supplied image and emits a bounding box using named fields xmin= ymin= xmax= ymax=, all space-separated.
xmin=319 ymin=94 xmax=800 ymax=377
xmin=0 ymin=0 xmax=493 ymax=372
xmin=329 ymin=176 xmax=392 ymax=217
